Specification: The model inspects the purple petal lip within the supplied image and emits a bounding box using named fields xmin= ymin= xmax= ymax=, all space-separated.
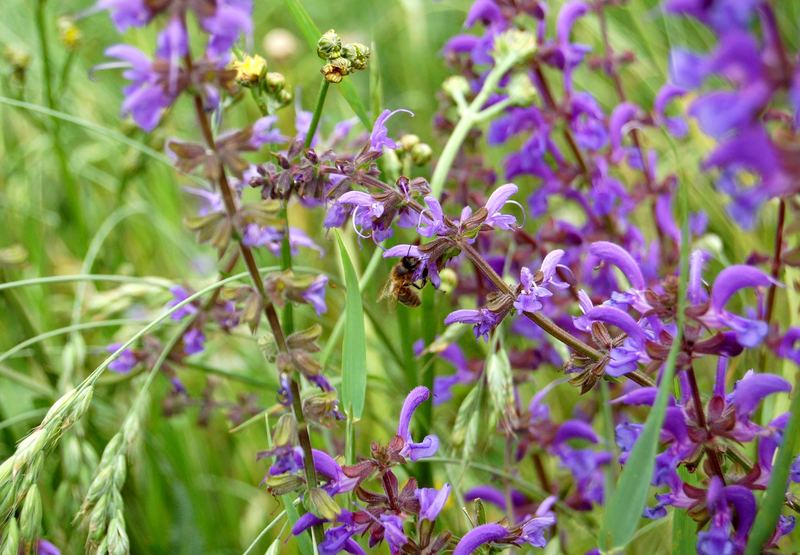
xmin=589 ymin=241 xmax=645 ymax=290
xmin=397 ymin=386 xmax=430 ymax=440
xmin=730 ymin=371 xmax=791 ymax=416
xmin=709 ymin=265 xmax=776 ymax=311
xmin=452 ymin=523 xmax=508 ymax=555
xmin=585 ymin=306 xmax=647 ymax=341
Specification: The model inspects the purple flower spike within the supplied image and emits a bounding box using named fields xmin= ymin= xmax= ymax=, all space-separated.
xmin=729 ymin=371 xmax=791 ymax=417
xmin=452 ymin=523 xmax=508 ymax=555
xmin=589 ymin=241 xmax=645 ymax=290
xmin=396 ymin=387 xmax=439 ymax=461
xmin=370 ymin=109 xmax=413 ymax=153
xmin=416 ymin=483 xmax=451 ymax=521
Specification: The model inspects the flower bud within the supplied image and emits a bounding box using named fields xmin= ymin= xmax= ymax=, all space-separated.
xmin=493 ymin=29 xmax=537 ymax=63
xmin=321 ymin=57 xmax=352 ymax=83
xmin=58 ymin=16 xmax=82 ymax=50
xmin=317 ymin=29 xmax=342 ymax=60
xmin=307 ymin=487 xmax=341 ymax=520
xmin=265 ymin=473 xmax=305 ymax=496
xmin=342 ymin=42 xmax=370 ymax=70
xmin=264 ymin=71 xmax=286 ymax=93
xmin=507 ymin=73 xmax=537 ymax=105
xmin=272 ymin=414 xmax=296 ymax=447
xmin=442 ymin=76 xmax=470 ymax=100
xmin=411 ymin=143 xmax=433 ymax=166
xmin=19 ymin=484 xmax=42 ymax=540
xmin=398 ymin=134 xmax=420 ymax=151
xmin=232 ymin=54 xmax=268 ymax=86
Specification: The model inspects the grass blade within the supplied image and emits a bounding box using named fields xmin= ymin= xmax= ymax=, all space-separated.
xmin=284 ymin=0 xmax=371 ymax=128
xmin=600 ymin=137 xmax=690 ymax=553
xmin=334 ymin=231 xmax=367 ymax=420
xmin=744 ymin=378 xmax=800 ymax=554
xmin=672 ymin=467 xmax=697 ymax=554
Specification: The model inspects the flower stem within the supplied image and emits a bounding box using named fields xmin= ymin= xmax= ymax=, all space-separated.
xmin=685 ymin=364 xmax=725 ymax=484
xmin=186 ymin=69 xmax=321 ymax=538
xmin=764 ymin=198 xmax=786 ymax=325
xmin=304 ymin=79 xmax=330 ymax=149
xmin=430 ymin=54 xmax=518 ymax=198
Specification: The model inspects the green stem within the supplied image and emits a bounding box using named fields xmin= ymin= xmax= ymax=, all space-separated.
xmin=430 ymin=55 xmax=518 ymax=198
xmin=304 ymin=79 xmax=330 ymax=149
xmin=35 ymin=0 xmax=84 ymax=239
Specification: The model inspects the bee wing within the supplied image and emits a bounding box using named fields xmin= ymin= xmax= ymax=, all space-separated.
xmin=377 ymin=278 xmax=399 ymax=307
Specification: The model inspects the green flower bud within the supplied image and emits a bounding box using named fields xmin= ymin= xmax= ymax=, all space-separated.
xmin=411 ymin=143 xmax=433 ymax=165
xmin=316 ymin=29 xmax=342 ymax=60
xmin=342 ymin=42 xmax=370 ymax=71
xmin=321 ymin=57 xmax=352 ymax=84
xmin=307 ymin=487 xmax=341 ymax=520
xmin=492 ymin=29 xmax=537 ymax=64
xmin=442 ymin=76 xmax=470 ymax=100
xmin=398 ymin=134 xmax=420 ymax=152
xmin=19 ymin=485 xmax=42 ymax=540
xmin=265 ymin=473 xmax=305 ymax=496
xmin=272 ymin=414 xmax=296 ymax=447
xmin=507 ymin=73 xmax=537 ymax=105
xmin=264 ymin=71 xmax=286 ymax=93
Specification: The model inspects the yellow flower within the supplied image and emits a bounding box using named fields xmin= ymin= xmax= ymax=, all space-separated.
xmin=231 ymin=54 xmax=268 ymax=85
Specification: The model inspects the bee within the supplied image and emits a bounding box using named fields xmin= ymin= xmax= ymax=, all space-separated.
xmin=379 ymin=256 xmax=427 ymax=307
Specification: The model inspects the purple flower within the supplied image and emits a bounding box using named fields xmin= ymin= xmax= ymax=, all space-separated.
xmin=379 ymin=514 xmax=408 ymax=554
xmin=483 ymin=183 xmax=519 ymax=230
xmin=515 ymin=249 xmax=571 ymax=313
xmin=416 ymin=483 xmax=451 ymax=521
xmin=701 ymin=265 xmax=774 ymax=347
xmin=312 ymin=449 xmax=358 ymax=496
xmin=183 ymin=327 xmax=205 ymax=355
xmin=777 ymin=327 xmax=800 ymax=365
xmin=202 ymin=0 xmax=253 ymax=60
xmin=728 ymin=370 xmax=791 ymax=418
xmin=396 ymin=387 xmax=439 ymax=461
xmin=96 ymin=0 xmax=153 ymax=31
xmin=444 ymin=308 xmax=502 ymax=341
xmin=589 ymin=241 xmax=646 ymax=290
xmin=465 ymin=0 xmax=504 ymax=28
xmin=453 ymin=524 xmax=508 ymax=555
xmin=107 ymin=343 xmax=138 ymax=373
xmin=168 ymin=286 xmax=198 ymax=321
xmin=302 ymin=275 xmax=329 ymax=316
xmin=250 ymin=116 xmax=287 ymax=148
xmin=36 ymin=540 xmax=61 ymax=555
xmin=242 ymin=225 xmax=322 ymax=256
xmin=104 ymin=19 xmax=188 ymax=131
xmin=654 ymin=84 xmax=688 ymax=137
xmin=369 ymin=109 xmax=413 ymax=152
xmin=791 ymin=456 xmax=800 ymax=483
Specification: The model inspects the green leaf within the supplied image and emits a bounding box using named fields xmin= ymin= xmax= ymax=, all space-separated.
xmin=600 ymin=138 xmax=690 ymax=553
xmin=334 ymin=231 xmax=367 ymax=419
xmin=672 ymin=467 xmax=697 ymax=554
xmin=284 ymin=0 xmax=371 ymax=129
xmin=745 ymin=379 xmax=800 ymax=554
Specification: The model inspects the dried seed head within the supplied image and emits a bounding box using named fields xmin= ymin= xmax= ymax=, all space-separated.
xmin=317 ymin=29 xmax=342 ymax=60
